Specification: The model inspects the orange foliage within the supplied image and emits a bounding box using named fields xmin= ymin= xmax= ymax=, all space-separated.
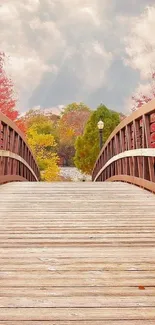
xmin=59 ymin=109 xmax=91 ymax=144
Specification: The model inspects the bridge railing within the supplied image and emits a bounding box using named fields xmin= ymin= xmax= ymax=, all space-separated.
xmin=92 ymin=100 xmax=155 ymax=193
xmin=0 ymin=113 xmax=40 ymax=184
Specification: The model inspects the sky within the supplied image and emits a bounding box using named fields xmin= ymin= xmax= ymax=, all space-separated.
xmin=0 ymin=0 xmax=155 ymax=114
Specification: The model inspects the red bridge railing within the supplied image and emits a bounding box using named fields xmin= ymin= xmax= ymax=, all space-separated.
xmin=0 ymin=113 xmax=40 ymax=184
xmin=92 ymin=100 xmax=155 ymax=193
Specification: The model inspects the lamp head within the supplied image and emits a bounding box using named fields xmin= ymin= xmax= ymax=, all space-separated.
xmin=97 ymin=120 xmax=104 ymax=130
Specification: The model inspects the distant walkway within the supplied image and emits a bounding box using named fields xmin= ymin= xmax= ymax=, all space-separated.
xmin=60 ymin=167 xmax=91 ymax=181
xmin=0 ymin=181 xmax=155 ymax=322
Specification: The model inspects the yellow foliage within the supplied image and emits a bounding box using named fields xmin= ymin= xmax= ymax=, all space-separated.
xmin=26 ymin=120 xmax=60 ymax=182
xmin=27 ymin=125 xmax=56 ymax=154
xmin=42 ymin=160 xmax=60 ymax=182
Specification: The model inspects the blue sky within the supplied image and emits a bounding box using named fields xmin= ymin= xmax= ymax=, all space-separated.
xmin=0 ymin=0 xmax=155 ymax=114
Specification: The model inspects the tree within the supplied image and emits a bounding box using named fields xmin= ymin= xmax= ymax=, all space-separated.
xmin=27 ymin=119 xmax=60 ymax=181
xmin=18 ymin=107 xmax=60 ymax=136
xmin=74 ymin=104 xmax=120 ymax=174
xmin=0 ymin=53 xmax=18 ymax=120
xmin=61 ymin=109 xmax=91 ymax=137
xmin=58 ymin=104 xmax=91 ymax=166
xmin=16 ymin=118 xmax=27 ymax=134
xmin=62 ymin=102 xmax=90 ymax=115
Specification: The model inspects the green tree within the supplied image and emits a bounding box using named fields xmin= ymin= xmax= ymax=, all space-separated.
xmin=74 ymin=104 xmax=120 ymax=175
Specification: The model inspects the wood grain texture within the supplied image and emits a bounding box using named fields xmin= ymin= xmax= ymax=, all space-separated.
xmin=0 ymin=181 xmax=155 ymax=324
xmin=0 ymin=322 xmax=155 ymax=325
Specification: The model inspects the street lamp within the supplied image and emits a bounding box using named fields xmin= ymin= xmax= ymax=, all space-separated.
xmin=97 ymin=120 xmax=104 ymax=150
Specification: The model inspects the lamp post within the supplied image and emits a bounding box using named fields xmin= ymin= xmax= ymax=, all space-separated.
xmin=97 ymin=120 xmax=104 ymax=150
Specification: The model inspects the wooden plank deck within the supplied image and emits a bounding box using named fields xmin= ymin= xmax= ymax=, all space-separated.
xmin=0 ymin=181 xmax=155 ymax=324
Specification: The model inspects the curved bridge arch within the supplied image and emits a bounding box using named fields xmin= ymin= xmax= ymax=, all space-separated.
xmin=92 ymin=99 xmax=155 ymax=193
xmin=0 ymin=113 xmax=40 ymax=184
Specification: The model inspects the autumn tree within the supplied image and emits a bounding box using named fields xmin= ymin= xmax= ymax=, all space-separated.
xmin=17 ymin=107 xmax=60 ymax=136
xmin=0 ymin=53 xmax=18 ymax=120
xmin=74 ymin=104 xmax=120 ymax=174
xmin=27 ymin=117 xmax=60 ymax=181
xmin=15 ymin=118 xmax=27 ymax=134
xmin=61 ymin=102 xmax=90 ymax=115
xmin=58 ymin=103 xmax=91 ymax=165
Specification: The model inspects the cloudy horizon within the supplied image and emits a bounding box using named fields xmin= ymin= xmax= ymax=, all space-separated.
xmin=0 ymin=0 xmax=155 ymax=114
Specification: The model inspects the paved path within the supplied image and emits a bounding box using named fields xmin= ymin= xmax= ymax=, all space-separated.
xmin=59 ymin=167 xmax=91 ymax=181
xmin=0 ymin=181 xmax=155 ymax=323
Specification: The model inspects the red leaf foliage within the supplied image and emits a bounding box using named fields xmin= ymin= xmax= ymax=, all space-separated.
xmin=0 ymin=53 xmax=18 ymax=121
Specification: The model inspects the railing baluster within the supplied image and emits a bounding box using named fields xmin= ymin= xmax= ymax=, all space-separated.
xmin=143 ymin=114 xmax=154 ymax=182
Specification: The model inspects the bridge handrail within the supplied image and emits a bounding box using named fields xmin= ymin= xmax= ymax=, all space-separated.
xmin=92 ymin=99 xmax=155 ymax=192
xmin=0 ymin=112 xmax=40 ymax=184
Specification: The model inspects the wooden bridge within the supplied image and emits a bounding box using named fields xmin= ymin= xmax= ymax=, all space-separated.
xmin=0 ymin=101 xmax=155 ymax=324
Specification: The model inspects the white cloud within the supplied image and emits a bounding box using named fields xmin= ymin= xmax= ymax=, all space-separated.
xmin=0 ymin=1 xmax=65 ymax=103
xmin=0 ymin=0 xmax=113 ymax=110
xmin=1 ymin=0 xmax=153 ymax=112
xmin=124 ymin=5 xmax=155 ymax=111
xmin=78 ymin=42 xmax=113 ymax=91
xmin=125 ymin=5 xmax=155 ymax=78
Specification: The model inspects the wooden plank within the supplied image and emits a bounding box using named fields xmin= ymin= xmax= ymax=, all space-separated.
xmin=0 ymin=182 xmax=155 ymax=323
xmin=0 ymin=270 xmax=154 ymax=278
xmin=0 ymin=278 xmax=153 ymax=287
xmin=0 ymin=296 xmax=154 ymax=307
xmin=0 ymin=308 xmax=155 ymax=321
xmin=0 ymin=247 xmax=154 ymax=259
xmin=1 ymin=321 xmax=155 ymax=325
xmin=0 ymin=261 xmax=155 ymax=271
xmin=0 ymin=286 xmax=154 ymax=297
xmin=1 ymin=235 xmax=155 ymax=241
